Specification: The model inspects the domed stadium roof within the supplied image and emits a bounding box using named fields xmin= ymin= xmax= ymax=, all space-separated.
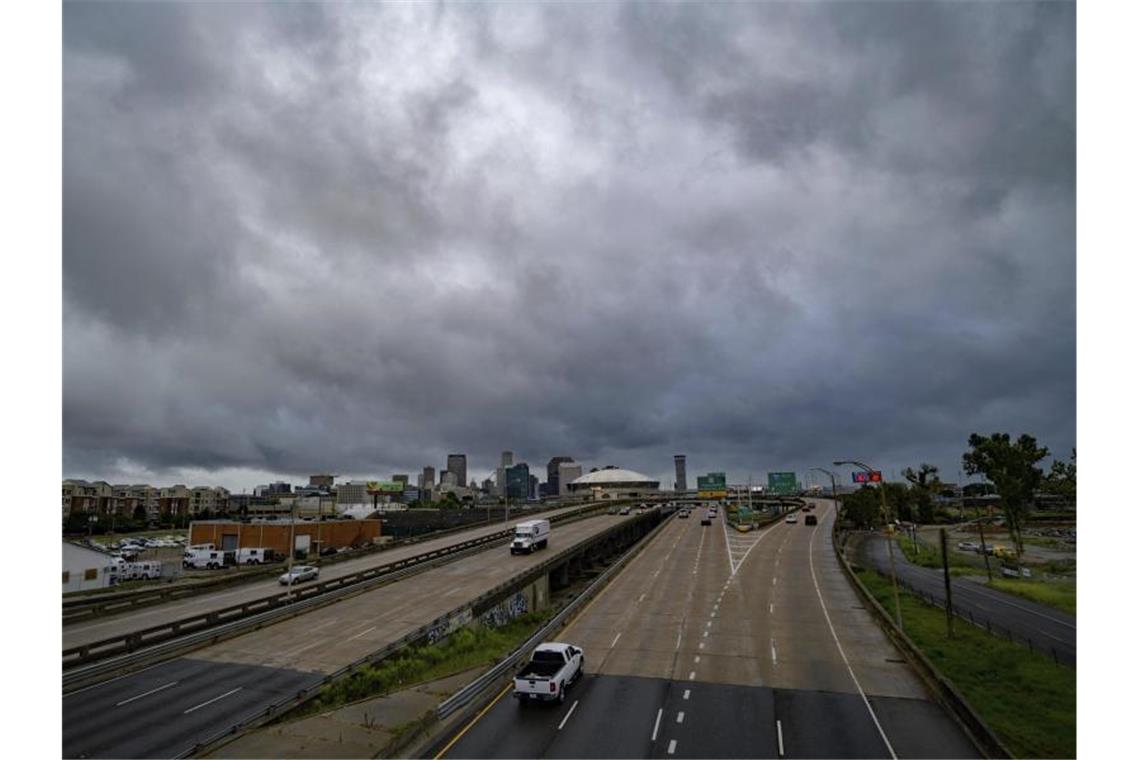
xmin=570 ymin=467 xmax=657 ymax=485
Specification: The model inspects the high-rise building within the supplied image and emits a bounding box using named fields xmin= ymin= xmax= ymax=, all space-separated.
xmin=422 ymin=466 xmax=435 ymax=493
xmin=446 ymin=454 xmax=467 ymax=488
xmin=546 ymin=456 xmax=574 ymax=495
xmin=501 ymin=451 xmax=514 ymax=467
xmin=392 ymin=474 xmax=409 ymax=487
xmin=674 ymin=455 xmax=688 ymax=491
xmin=528 ymin=474 xmax=539 ymax=500
xmin=505 ymin=463 xmax=530 ymax=499
xmin=558 ymin=462 xmax=583 ymax=496
xmin=441 ymin=470 xmax=459 ymax=488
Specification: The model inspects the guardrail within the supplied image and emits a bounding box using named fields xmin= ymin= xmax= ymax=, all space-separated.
xmin=177 ymin=509 xmax=666 ymax=758
xmin=62 ymin=501 xmax=616 ymax=686
xmin=435 ymin=510 xmax=675 ymax=720
xmin=833 ymin=526 xmax=1012 ymax=759
xmin=62 ymin=502 xmax=604 ymax=624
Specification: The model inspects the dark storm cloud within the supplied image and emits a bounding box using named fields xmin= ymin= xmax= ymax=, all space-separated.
xmin=63 ymin=2 xmax=1075 ymax=489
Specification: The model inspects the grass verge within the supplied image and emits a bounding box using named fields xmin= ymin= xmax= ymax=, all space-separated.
xmin=986 ymin=577 xmax=1076 ymax=617
xmin=296 ymin=610 xmax=552 ymax=717
xmin=894 ymin=533 xmax=976 ymax=571
xmin=855 ymin=569 xmax=1075 ymax=759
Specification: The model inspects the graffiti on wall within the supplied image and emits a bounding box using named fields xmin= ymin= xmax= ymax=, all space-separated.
xmin=480 ymin=590 xmax=529 ymax=629
xmin=426 ymin=607 xmax=473 ymax=645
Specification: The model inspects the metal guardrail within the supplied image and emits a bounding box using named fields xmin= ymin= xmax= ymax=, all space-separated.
xmin=436 ymin=510 xmax=676 ymax=720
xmin=177 ymin=509 xmax=665 ymax=758
xmin=62 ymin=502 xmax=602 ymax=623
xmin=62 ymin=501 xmax=615 ymax=684
xmin=833 ymin=526 xmax=1012 ymax=759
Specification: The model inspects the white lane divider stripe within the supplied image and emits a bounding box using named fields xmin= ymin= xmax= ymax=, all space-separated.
xmin=349 ymin=626 xmax=377 ymax=640
xmin=777 ymin=719 xmax=785 ymax=757
xmin=683 ymin=689 xmax=690 ymax=700
xmin=668 ymin=739 xmax=677 ymax=755
xmin=771 ymin=641 xmax=778 ymax=664
xmin=183 ymin=686 xmax=242 ymax=714
xmin=611 ymin=632 xmax=622 ymax=648
xmin=807 ymin=505 xmax=898 ymax=759
xmin=677 ymin=711 xmax=685 ymax=724
xmin=558 ymin=700 xmax=578 ymax=730
xmin=652 ymin=707 xmax=663 ymax=741
xmin=688 ymin=671 xmax=695 ymax=680
xmin=116 ymin=681 xmax=177 ymax=706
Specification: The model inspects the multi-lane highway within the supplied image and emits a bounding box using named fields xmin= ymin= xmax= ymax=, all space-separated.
xmin=856 ymin=533 xmax=1076 ymax=666
xmin=435 ymin=502 xmax=979 ymax=759
xmin=63 ymin=503 xmax=594 ymax=651
xmin=62 ymin=511 xmax=645 ymax=758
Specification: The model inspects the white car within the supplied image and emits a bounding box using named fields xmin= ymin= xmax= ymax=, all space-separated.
xmin=785 ymin=514 xmax=798 ymax=524
xmin=279 ymin=565 xmax=319 ymax=585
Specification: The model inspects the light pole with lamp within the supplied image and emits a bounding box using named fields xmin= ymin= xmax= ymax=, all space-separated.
xmin=285 ymin=499 xmax=297 ymax=601
xmin=810 ymin=467 xmax=839 ymax=513
xmin=834 ymin=459 xmax=904 ymax=630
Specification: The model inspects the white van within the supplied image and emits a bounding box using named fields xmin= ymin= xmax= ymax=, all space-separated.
xmin=510 ymin=519 xmax=551 ymax=555
xmin=183 ymin=549 xmax=225 ymax=569
xmin=236 ymin=547 xmax=275 ymax=565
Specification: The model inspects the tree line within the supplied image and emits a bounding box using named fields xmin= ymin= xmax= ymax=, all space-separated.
xmin=840 ymin=433 xmax=1076 ymax=557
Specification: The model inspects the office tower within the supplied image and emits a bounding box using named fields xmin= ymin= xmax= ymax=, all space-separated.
xmin=422 ymin=466 xmax=435 ymax=493
xmin=446 ymin=454 xmax=467 ymax=487
xmin=674 ymin=455 xmax=688 ymax=491
xmin=505 ymin=463 xmax=530 ymax=500
xmin=501 ymin=451 xmax=514 ymax=467
xmin=558 ymin=462 xmax=583 ymax=496
xmin=546 ymin=456 xmax=574 ymax=495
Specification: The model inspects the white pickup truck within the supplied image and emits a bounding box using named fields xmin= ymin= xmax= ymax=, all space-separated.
xmin=513 ymin=642 xmax=584 ymax=704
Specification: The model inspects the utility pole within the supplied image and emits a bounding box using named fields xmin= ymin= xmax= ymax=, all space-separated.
xmin=286 ymin=500 xmax=297 ymax=601
xmin=978 ymin=518 xmax=993 ymax=582
xmin=940 ymin=528 xmax=955 ymax=638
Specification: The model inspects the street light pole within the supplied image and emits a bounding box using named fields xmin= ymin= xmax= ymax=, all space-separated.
xmin=810 ymin=467 xmax=838 ymax=511
xmin=835 ymin=459 xmax=903 ymax=630
xmin=286 ymin=500 xmax=297 ymax=601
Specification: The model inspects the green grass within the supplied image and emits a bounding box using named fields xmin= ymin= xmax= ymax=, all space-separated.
xmin=299 ymin=611 xmax=552 ymax=716
xmin=987 ymin=577 xmax=1076 ymax=616
xmin=855 ymin=569 xmax=1075 ymax=759
xmin=894 ymin=534 xmax=976 ymax=571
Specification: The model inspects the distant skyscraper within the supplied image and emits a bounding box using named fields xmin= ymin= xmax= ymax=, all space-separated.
xmin=501 ymin=451 xmax=514 ymax=467
xmin=392 ymin=474 xmax=409 ymax=487
xmin=529 ymin=474 xmax=539 ymax=500
xmin=447 ymin=454 xmax=467 ymax=488
xmin=558 ymin=462 xmax=583 ymax=496
xmin=546 ymin=456 xmax=574 ymax=495
xmin=422 ymin=466 xmax=435 ymax=493
xmin=441 ymin=470 xmax=459 ymax=488
xmin=505 ymin=463 xmax=530 ymax=499
xmin=674 ymin=455 xmax=688 ymax=491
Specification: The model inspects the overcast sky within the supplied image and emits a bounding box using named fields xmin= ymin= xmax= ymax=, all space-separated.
xmin=62 ymin=1 xmax=1074 ymax=492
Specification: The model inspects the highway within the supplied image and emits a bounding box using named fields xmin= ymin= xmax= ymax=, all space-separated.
xmin=62 ymin=511 xmax=646 ymax=758
xmin=63 ymin=503 xmax=595 ymax=651
xmin=435 ymin=502 xmax=979 ymax=759
xmin=856 ymin=533 xmax=1076 ymax=666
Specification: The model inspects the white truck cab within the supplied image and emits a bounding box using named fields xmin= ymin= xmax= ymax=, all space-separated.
xmin=510 ymin=519 xmax=551 ymax=555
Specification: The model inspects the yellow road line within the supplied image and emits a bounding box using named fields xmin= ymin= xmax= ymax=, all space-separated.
xmin=433 ymin=683 xmax=512 ymax=759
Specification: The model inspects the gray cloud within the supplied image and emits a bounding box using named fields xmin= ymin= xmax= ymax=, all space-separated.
xmin=63 ymin=2 xmax=1075 ymax=489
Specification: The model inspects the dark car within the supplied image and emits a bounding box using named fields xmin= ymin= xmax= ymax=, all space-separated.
xmin=700 ymin=514 xmax=711 ymax=526
xmin=804 ymin=514 xmax=818 ymax=526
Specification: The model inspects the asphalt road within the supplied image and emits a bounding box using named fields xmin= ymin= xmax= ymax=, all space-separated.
xmin=64 ymin=503 xmax=595 ymax=650
xmin=62 ymin=511 xmax=646 ymax=759
xmin=435 ymin=502 xmax=979 ymax=759
xmin=855 ymin=534 xmax=1076 ymax=666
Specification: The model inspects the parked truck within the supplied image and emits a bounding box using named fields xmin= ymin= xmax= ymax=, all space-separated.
xmin=510 ymin=519 xmax=551 ymax=555
xmin=236 ymin=547 xmax=275 ymax=565
xmin=513 ymin=642 xmax=583 ymax=704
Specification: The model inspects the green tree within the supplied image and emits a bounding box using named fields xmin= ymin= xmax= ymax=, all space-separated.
xmin=841 ymin=487 xmax=882 ymax=529
xmin=1042 ymin=448 xmax=1077 ymax=506
xmin=132 ymin=505 xmax=147 ymax=522
xmin=962 ymin=433 xmax=1049 ymax=556
xmin=902 ymin=463 xmax=942 ymax=524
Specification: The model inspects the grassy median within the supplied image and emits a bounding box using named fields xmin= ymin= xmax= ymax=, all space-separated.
xmin=298 ymin=610 xmax=553 ymax=717
xmin=855 ymin=569 xmax=1075 ymax=759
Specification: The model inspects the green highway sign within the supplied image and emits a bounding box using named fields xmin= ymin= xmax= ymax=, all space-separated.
xmin=767 ymin=472 xmax=797 ymax=494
